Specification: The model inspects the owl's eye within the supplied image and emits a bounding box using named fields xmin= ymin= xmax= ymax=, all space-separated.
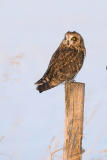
xmin=71 ymin=37 xmax=77 ymax=41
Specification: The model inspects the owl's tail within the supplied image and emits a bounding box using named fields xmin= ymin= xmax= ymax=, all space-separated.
xmin=35 ymin=78 xmax=50 ymax=93
xmin=36 ymin=82 xmax=50 ymax=93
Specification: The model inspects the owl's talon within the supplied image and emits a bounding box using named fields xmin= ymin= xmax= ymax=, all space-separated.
xmin=67 ymin=79 xmax=76 ymax=83
xmin=72 ymin=79 xmax=76 ymax=82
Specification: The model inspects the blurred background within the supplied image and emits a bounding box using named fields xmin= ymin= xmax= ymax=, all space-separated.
xmin=0 ymin=0 xmax=107 ymax=159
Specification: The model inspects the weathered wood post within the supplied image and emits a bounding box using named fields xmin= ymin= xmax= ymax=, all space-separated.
xmin=63 ymin=82 xmax=85 ymax=160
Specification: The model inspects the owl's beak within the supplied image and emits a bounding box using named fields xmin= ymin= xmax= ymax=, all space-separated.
xmin=67 ymin=40 xmax=69 ymax=45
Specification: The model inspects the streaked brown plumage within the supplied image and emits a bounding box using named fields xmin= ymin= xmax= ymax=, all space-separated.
xmin=35 ymin=31 xmax=86 ymax=93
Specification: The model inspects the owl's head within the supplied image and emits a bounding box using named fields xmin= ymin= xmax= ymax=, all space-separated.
xmin=62 ymin=31 xmax=85 ymax=48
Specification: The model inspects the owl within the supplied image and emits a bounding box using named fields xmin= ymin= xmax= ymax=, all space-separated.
xmin=35 ymin=31 xmax=86 ymax=93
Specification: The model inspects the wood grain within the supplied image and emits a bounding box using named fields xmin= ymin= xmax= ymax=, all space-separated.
xmin=63 ymin=82 xmax=85 ymax=160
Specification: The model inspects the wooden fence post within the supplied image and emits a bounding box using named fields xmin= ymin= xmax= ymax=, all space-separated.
xmin=63 ymin=82 xmax=85 ymax=160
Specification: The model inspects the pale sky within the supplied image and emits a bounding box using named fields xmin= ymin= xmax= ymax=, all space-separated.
xmin=0 ymin=0 xmax=107 ymax=160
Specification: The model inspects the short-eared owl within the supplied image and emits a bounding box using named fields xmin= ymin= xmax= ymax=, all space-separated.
xmin=35 ymin=31 xmax=86 ymax=93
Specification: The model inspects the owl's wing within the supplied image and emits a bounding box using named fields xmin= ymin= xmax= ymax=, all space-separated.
xmin=50 ymin=48 xmax=78 ymax=68
xmin=36 ymin=47 xmax=84 ymax=85
xmin=45 ymin=48 xmax=84 ymax=82
xmin=35 ymin=48 xmax=84 ymax=92
xmin=35 ymin=48 xmax=61 ymax=85
xmin=48 ymin=47 xmax=61 ymax=68
xmin=36 ymin=48 xmax=73 ymax=84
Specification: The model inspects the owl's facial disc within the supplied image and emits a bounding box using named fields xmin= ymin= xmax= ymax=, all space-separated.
xmin=64 ymin=31 xmax=81 ymax=47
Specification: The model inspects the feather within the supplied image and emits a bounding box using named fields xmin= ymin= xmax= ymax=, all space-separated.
xmin=35 ymin=31 xmax=86 ymax=93
xmin=36 ymin=82 xmax=50 ymax=93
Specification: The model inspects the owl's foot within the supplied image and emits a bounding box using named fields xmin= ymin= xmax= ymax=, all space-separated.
xmin=67 ymin=79 xmax=76 ymax=83
xmin=65 ymin=79 xmax=76 ymax=84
